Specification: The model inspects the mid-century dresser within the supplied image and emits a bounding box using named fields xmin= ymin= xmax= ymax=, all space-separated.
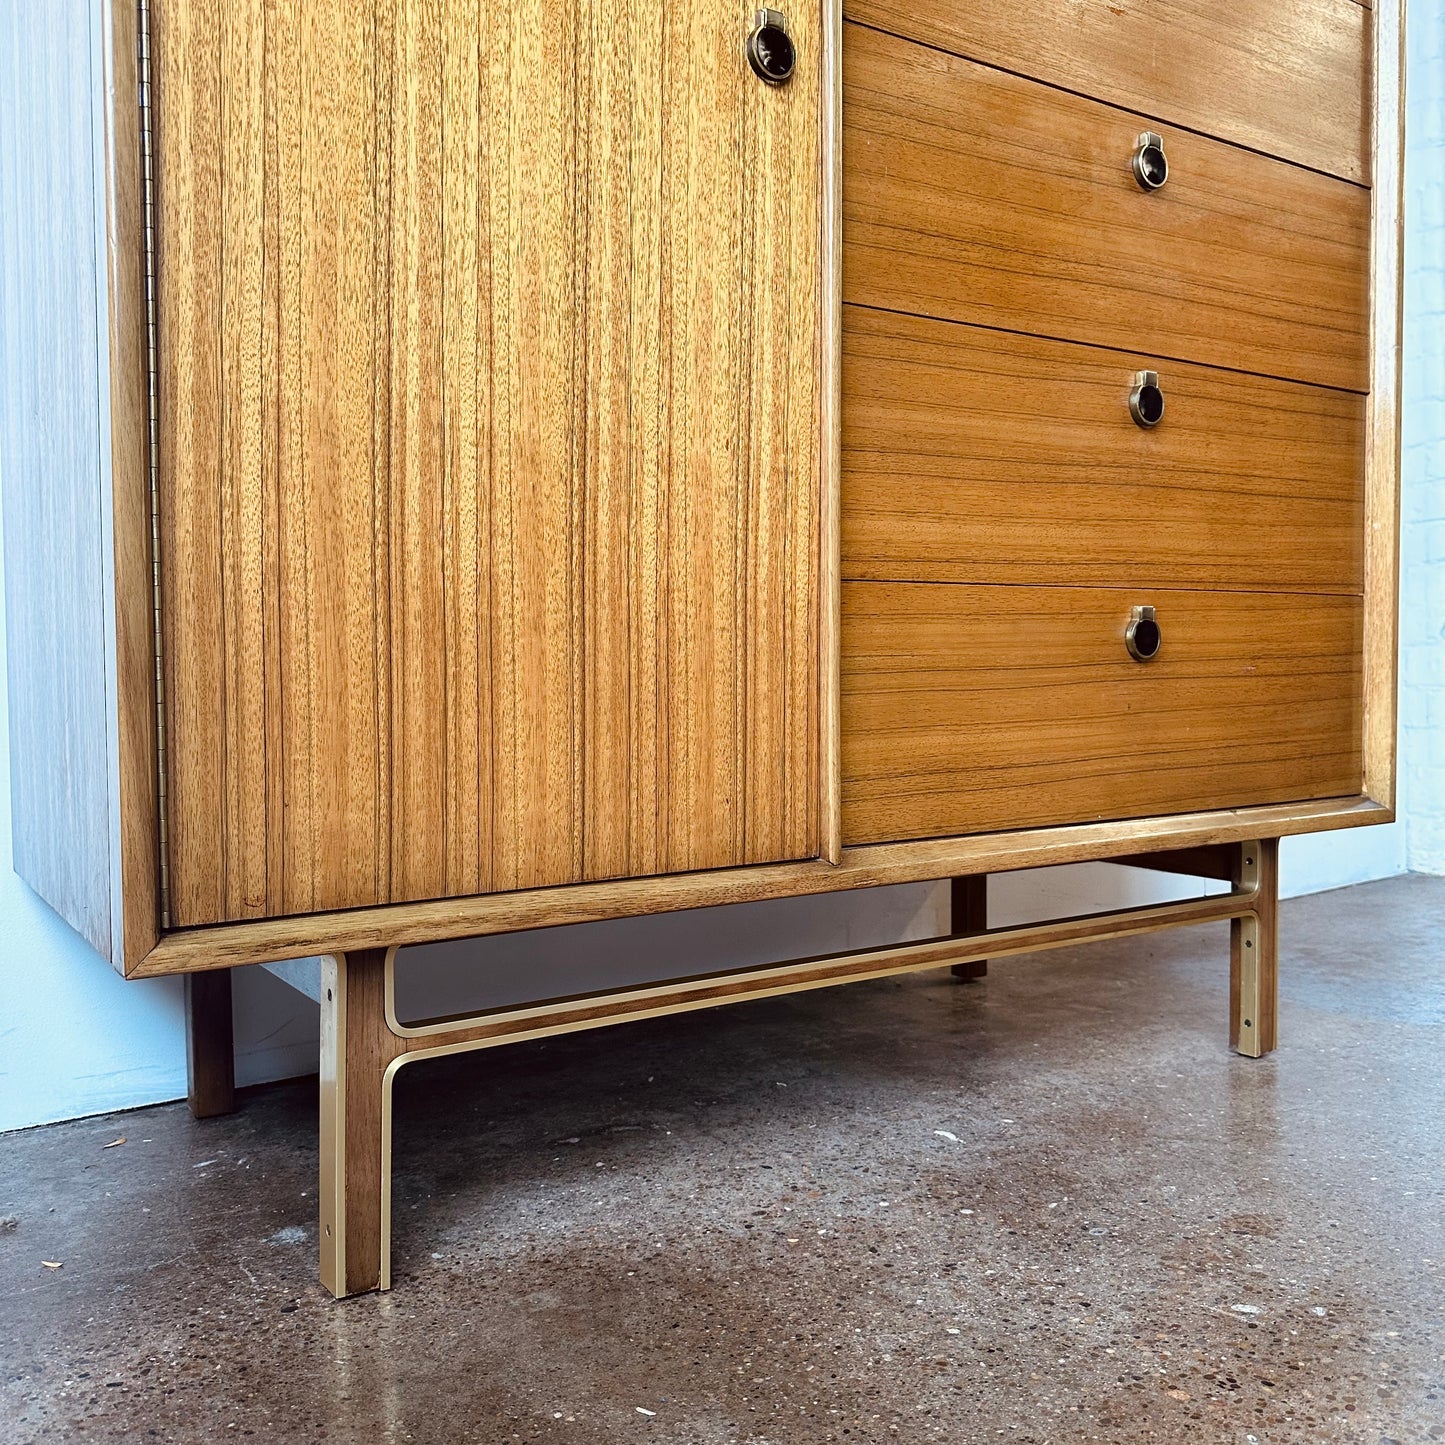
xmin=0 ymin=0 xmax=1401 ymax=1295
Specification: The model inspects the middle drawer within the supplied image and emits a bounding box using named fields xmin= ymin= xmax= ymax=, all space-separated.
xmin=843 ymin=22 xmax=1370 ymax=394
xmin=842 ymin=307 xmax=1366 ymax=594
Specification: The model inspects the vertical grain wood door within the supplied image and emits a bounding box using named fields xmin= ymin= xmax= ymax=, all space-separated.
xmin=152 ymin=0 xmax=826 ymax=926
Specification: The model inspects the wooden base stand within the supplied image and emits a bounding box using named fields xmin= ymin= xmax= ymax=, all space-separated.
xmin=267 ymin=839 xmax=1284 ymax=1296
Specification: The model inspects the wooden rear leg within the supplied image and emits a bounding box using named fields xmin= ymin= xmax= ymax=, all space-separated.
xmin=950 ymin=874 xmax=989 ymax=981
xmin=185 ymin=969 xmax=236 ymax=1119
xmin=1231 ymin=840 xmax=1279 ymax=1058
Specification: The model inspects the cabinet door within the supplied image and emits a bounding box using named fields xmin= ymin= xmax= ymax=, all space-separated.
xmin=153 ymin=0 xmax=826 ymax=925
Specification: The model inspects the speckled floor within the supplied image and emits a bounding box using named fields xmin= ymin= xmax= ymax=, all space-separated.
xmin=2 ymin=875 xmax=1443 ymax=1444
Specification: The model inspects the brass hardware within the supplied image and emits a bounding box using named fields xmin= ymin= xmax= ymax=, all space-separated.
xmin=1235 ymin=912 xmax=1262 ymax=1057
xmin=1132 ymin=131 xmax=1168 ymax=191
xmin=1233 ymin=842 xmax=1264 ymax=1058
xmin=1126 ymin=604 xmax=1162 ymax=662
xmin=137 ymin=0 xmax=172 ymax=929
xmin=1129 ymin=369 xmax=1165 ymax=428
xmin=747 ymin=9 xmax=796 ymax=84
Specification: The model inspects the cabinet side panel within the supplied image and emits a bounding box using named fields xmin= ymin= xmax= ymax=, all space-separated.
xmin=0 ymin=0 xmax=118 ymax=959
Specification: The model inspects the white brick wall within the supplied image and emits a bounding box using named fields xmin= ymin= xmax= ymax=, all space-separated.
xmin=1402 ymin=0 xmax=1445 ymax=872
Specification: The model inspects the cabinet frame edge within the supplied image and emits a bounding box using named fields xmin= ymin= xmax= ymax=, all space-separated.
xmin=104 ymin=0 xmax=163 ymax=971
xmin=819 ymin=0 xmax=844 ymax=865
xmin=130 ymin=793 xmax=1390 ymax=976
xmin=1362 ymin=0 xmax=1404 ymax=810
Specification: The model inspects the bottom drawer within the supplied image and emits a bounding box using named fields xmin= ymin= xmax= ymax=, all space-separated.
xmin=842 ymin=583 xmax=1362 ymax=845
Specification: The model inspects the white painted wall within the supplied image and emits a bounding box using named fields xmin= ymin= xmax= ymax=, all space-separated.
xmin=1401 ymin=0 xmax=1445 ymax=873
xmin=1 ymin=3 xmax=1439 ymax=1133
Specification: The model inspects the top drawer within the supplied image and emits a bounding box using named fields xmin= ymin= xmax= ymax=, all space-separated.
xmin=845 ymin=0 xmax=1370 ymax=184
xmin=843 ymin=24 xmax=1371 ymax=394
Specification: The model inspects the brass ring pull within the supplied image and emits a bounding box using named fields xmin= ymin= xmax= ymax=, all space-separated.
xmin=1126 ymin=605 xmax=1162 ymax=662
xmin=1132 ymin=131 xmax=1169 ymax=191
xmin=1129 ymin=370 xmax=1165 ymax=428
xmin=747 ymin=9 xmax=796 ymax=85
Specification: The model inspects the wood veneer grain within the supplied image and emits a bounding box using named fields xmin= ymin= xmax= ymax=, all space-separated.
xmin=843 ymin=23 xmax=1371 ymax=394
xmin=845 ymin=0 xmax=1370 ymax=183
xmin=133 ymin=795 xmax=1389 ymax=976
xmin=842 ymin=583 xmax=1363 ymax=845
xmin=152 ymin=0 xmax=826 ymax=925
xmin=842 ymin=308 xmax=1366 ymax=593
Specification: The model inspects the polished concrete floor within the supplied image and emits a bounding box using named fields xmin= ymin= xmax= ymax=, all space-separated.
xmin=2 ymin=875 xmax=1443 ymax=1444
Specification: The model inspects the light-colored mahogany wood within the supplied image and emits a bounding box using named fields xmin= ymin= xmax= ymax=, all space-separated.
xmin=104 ymin=0 xmax=164 ymax=966
xmin=132 ymin=794 xmax=1388 ymax=976
xmin=152 ymin=0 xmax=826 ymax=926
xmin=844 ymin=0 xmax=1370 ymax=183
xmin=842 ymin=583 xmax=1363 ymax=845
xmin=820 ymin=0 xmax=844 ymax=865
xmin=949 ymin=875 xmax=988 ymax=981
xmin=842 ymin=308 xmax=1366 ymax=593
xmin=2 ymin=2 xmax=1398 ymax=987
xmin=184 ymin=969 xmax=236 ymax=1118
xmin=311 ymin=870 xmax=1265 ymax=1293
xmin=1231 ymin=839 xmax=1280 ymax=1056
xmin=396 ymin=891 xmax=1259 ymax=1049
xmin=843 ymin=23 xmax=1371 ymax=395
xmin=319 ymin=948 xmax=403 ymax=1298
xmin=1364 ymin=0 xmax=1405 ymax=811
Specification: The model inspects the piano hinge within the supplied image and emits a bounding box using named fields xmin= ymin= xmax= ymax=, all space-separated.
xmin=137 ymin=0 xmax=172 ymax=930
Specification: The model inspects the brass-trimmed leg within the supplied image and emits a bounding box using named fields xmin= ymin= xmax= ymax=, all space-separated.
xmin=1230 ymin=839 xmax=1279 ymax=1058
xmin=184 ymin=969 xmax=236 ymax=1119
xmin=950 ymin=875 xmax=988 ymax=980
xmin=319 ymin=949 xmax=405 ymax=1298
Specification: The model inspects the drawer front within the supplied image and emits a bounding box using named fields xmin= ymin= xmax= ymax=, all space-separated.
xmin=843 ymin=24 xmax=1370 ymax=394
xmin=842 ymin=309 xmax=1366 ymax=593
xmin=842 ymin=583 xmax=1362 ymax=845
xmin=845 ymin=0 xmax=1369 ymax=183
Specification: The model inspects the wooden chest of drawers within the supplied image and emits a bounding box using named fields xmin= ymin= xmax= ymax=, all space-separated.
xmin=0 ymin=0 xmax=1401 ymax=1297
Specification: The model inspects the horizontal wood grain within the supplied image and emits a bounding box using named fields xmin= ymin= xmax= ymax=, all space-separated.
xmin=843 ymin=307 xmax=1366 ymax=592
xmin=131 ymin=795 xmax=1390 ymax=975
xmin=844 ymin=0 xmax=1370 ymax=183
xmin=842 ymin=583 xmax=1363 ymax=845
xmin=843 ymin=23 xmax=1371 ymax=393
xmin=153 ymin=0 xmax=825 ymax=925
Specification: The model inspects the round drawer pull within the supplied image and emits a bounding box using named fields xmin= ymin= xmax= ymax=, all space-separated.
xmin=1129 ymin=370 xmax=1165 ymax=428
xmin=747 ymin=9 xmax=796 ymax=85
xmin=1132 ymin=131 xmax=1169 ymax=191
xmin=1126 ymin=605 xmax=1162 ymax=662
